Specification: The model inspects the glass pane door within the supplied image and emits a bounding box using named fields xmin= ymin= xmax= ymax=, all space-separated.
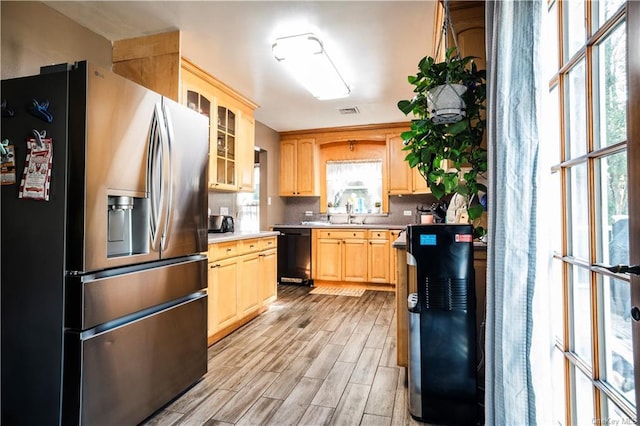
xmin=544 ymin=0 xmax=636 ymax=423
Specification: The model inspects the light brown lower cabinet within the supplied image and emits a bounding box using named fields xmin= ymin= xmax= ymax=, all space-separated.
xmin=259 ymin=248 xmax=277 ymax=305
xmin=208 ymin=257 xmax=238 ymax=334
xmin=312 ymin=228 xmax=398 ymax=287
xmin=368 ymin=230 xmax=390 ymax=283
xmin=207 ymin=236 xmax=277 ymax=345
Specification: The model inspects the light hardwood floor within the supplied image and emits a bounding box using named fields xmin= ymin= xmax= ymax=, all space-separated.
xmin=143 ymin=285 xmax=423 ymax=426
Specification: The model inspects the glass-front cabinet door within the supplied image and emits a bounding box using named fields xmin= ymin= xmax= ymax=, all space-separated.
xmin=181 ymin=64 xmax=256 ymax=192
xmin=216 ymin=106 xmax=236 ymax=188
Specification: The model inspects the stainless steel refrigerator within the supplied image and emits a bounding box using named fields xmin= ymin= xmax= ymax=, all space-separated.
xmin=1 ymin=61 xmax=209 ymax=425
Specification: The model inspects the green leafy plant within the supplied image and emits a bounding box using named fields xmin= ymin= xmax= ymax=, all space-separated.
xmin=397 ymin=47 xmax=487 ymax=235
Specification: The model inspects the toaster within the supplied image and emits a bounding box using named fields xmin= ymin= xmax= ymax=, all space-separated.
xmin=208 ymin=215 xmax=234 ymax=233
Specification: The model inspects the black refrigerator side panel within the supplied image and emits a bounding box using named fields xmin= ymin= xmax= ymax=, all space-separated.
xmin=1 ymin=71 xmax=70 ymax=425
xmin=66 ymin=62 xmax=88 ymax=272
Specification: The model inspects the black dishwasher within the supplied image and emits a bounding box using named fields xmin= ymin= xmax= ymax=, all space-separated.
xmin=274 ymin=227 xmax=313 ymax=286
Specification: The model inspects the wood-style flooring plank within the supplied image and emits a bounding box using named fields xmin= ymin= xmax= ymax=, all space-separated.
xmin=365 ymin=324 xmax=390 ymax=349
xmin=350 ymin=347 xmax=383 ymax=385
xmin=298 ymin=330 xmax=334 ymax=358
xmin=310 ymin=361 xmax=355 ymax=408
xmin=173 ymin=388 xmax=235 ymax=425
xmin=217 ymin=351 xmax=277 ymax=391
xmin=303 ymin=343 xmax=345 ymax=380
xmin=379 ymin=335 xmax=398 ymax=368
xmin=299 ymin=404 xmax=335 ymax=426
xmin=262 ymin=355 xmax=313 ymax=400
xmin=391 ymin=367 xmax=409 ymax=426
xmin=337 ymin=332 xmax=368 ymax=363
xmin=235 ymin=397 xmax=282 ymax=426
xmin=142 ymin=409 xmax=184 ymax=426
xmin=210 ymin=372 xmax=279 ymax=424
xmin=266 ymin=377 xmax=323 ymax=426
xmin=363 ymin=366 xmax=399 ymax=417
xmin=361 ymin=413 xmax=392 ymax=426
xmin=329 ymin=382 xmax=371 ymax=425
xmin=262 ymin=339 xmax=307 ymax=373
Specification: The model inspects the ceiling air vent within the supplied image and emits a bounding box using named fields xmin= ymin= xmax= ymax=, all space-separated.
xmin=338 ymin=107 xmax=359 ymax=115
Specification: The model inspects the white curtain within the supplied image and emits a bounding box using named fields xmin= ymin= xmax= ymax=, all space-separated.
xmin=485 ymin=1 xmax=551 ymax=424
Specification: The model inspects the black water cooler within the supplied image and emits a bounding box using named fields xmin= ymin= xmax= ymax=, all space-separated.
xmin=406 ymin=224 xmax=478 ymax=425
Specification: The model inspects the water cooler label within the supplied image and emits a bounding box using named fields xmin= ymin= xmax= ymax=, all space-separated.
xmin=419 ymin=234 xmax=437 ymax=245
xmin=455 ymin=234 xmax=473 ymax=243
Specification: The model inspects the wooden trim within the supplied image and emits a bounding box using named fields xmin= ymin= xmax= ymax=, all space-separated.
xmin=433 ymin=1 xmax=445 ymax=60
xmin=627 ymin=0 xmax=640 ymax=418
xmin=112 ymin=30 xmax=180 ymax=62
xmin=181 ymin=57 xmax=259 ymax=111
xmin=312 ymin=280 xmax=395 ymax=292
xmin=395 ymin=248 xmax=408 ymax=368
xmin=279 ymin=122 xmax=410 ymax=143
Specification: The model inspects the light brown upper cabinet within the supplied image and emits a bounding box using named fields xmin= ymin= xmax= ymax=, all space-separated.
xmin=386 ymin=134 xmax=431 ymax=195
xmin=112 ymin=31 xmax=258 ymax=192
xmin=279 ymin=138 xmax=319 ymax=196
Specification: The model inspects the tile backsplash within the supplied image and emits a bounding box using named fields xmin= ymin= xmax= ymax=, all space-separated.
xmin=208 ymin=192 xmax=236 ymax=217
xmin=281 ymin=194 xmax=440 ymax=225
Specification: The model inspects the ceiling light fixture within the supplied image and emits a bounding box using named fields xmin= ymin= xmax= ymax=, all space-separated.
xmin=272 ymin=33 xmax=350 ymax=100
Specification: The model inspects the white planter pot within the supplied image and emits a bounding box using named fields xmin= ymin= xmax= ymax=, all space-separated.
xmin=426 ymin=83 xmax=467 ymax=124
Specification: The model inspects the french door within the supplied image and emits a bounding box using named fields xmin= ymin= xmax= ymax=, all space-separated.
xmin=545 ymin=0 xmax=639 ymax=423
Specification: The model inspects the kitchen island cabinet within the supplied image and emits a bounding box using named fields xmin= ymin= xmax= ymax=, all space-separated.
xmin=314 ymin=230 xmax=368 ymax=282
xmin=112 ymin=31 xmax=258 ymax=192
xmin=311 ymin=228 xmax=399 ymax=289
xmin=206 ymin=232 xmax=278 ymax=346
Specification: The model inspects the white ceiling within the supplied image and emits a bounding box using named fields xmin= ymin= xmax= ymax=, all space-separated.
xmin=44 ymin=1 xmax=438 ymax=132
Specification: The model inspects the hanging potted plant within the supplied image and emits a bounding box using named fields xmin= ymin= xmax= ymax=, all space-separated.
xmin=397 ymin=45 xmax=487 ymax=237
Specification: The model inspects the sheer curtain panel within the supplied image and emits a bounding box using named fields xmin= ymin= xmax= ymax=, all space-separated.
xmin=485 ymin=1 xmax=551 ymax=424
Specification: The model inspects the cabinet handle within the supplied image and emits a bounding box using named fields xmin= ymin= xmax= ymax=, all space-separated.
xmin=250 ymin=244 xmax=255 ymax=248
xmin=226 ymin=248 xmax=232 ymax=252
xmin=369 ymin=241 xmax=372 ymax=245
xmin=210 ymin=263 xmax=221 ymax=269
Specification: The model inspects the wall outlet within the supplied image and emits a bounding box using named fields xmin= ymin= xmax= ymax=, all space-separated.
xmin=403 ymin=210 xmax=413 ymax=216
xmin=305 ymin=211 xmax=313 ymax=217
xmin=268 ymin=196 xmax=272 ymax=206
xmin=220 ymin=207 xmax=229 ymax=215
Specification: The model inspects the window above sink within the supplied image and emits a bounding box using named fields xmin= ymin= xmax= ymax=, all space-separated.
xmin=326 ymin=159 xmax=383 ymax=214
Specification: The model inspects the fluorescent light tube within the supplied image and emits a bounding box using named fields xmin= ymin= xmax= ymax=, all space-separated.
xmin=273 ymin=33 xmax=350 ymax=100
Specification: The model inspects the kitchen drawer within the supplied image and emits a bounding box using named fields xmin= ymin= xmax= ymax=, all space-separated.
xmin=208 ymin=241 xmax=237 ymax=261
xmin=317 ymin=230 xmax=366 ymax=240
xmin=259 ymin=236 xmax=277 ymax=251
xmin=368 ymin=230 xmax=389 ymax=240
xmin=238 ymin=238 xmax=261 ymax=254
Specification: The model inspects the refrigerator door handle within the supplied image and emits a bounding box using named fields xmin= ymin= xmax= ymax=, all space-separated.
xmin=160 ymin=102 xmax=174 ymax=252
xmin=148 ymin=103 xmax=165 ymax=251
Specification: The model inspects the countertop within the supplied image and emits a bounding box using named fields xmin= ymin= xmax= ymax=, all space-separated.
xmin=272 ymin=223 xmax=408 ymax=230
xmin=207 ymin=230 xmax=279 ymax=244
